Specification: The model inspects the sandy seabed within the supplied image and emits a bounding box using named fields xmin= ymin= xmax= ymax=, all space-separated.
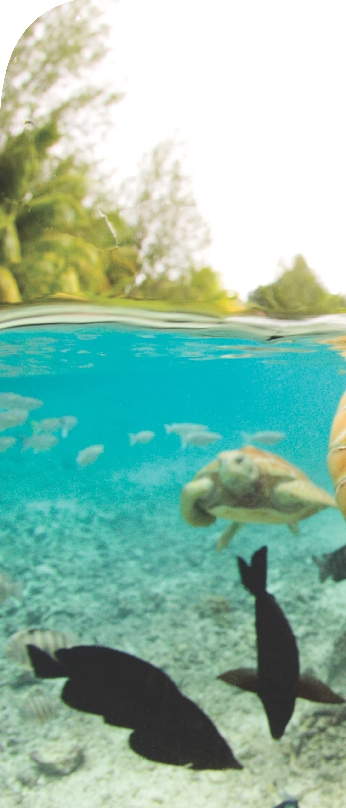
xmin=0 ymin=461 xmax=346 ymax=808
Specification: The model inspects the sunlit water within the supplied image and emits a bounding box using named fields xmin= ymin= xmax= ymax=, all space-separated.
xmin=0 ymin=323 xmax=346 ymax=808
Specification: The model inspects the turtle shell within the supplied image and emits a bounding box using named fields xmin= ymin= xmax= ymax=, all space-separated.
xmin=181 ymin=446 xmax=336 ymax=528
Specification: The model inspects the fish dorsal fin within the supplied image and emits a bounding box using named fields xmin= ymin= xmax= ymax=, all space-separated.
xmin=218 ymin=667 xmax=258 ymax=694
xmin=296 ymin=674 xmax=345 ymax=704
xmin=237 ymin=546 xmax=267 ymax=596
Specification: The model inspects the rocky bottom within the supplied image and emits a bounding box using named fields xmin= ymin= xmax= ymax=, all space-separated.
xmin=0 ymin=472 xmax=345 ymax=808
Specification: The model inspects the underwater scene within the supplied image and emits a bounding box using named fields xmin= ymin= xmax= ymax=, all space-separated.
xmin=1 ymin=323 xmax=346 ymax=807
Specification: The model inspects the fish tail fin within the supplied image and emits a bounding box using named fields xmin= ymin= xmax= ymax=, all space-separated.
xmin=27 ymin=645 xmax=68 ymax=679
xmin=128 ymin=434 xmax=136 ymax=446
xmin=312 ymin=554 xmax=328 ymax=582
xmin=61 ymin=428 xmax=68 ymax=439
xmin=237 ymin=546 xmax=267 ymax=596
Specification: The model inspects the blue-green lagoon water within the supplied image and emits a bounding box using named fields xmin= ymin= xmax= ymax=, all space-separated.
xmin=0 ymin=324 xmax=346 ymax=807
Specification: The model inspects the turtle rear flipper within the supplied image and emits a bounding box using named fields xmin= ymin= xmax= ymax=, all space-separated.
xmin=216 ymin=522 xmax=242 ymax=551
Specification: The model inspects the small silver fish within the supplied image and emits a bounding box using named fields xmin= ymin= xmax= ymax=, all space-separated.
xmin=31 ymin=416 xmax=78 ymax=438
xmin=181 ymin=431 xmax=222 ymax=448
xmin=129 ymin=431 xmax=155 ymax=445
xmin=0 ymin=393 xmax=42 ymax=411
xmin=241 ymin=430 xmax=286 ymax=446
xmin=76 ymin=444 xmax=104 ymax=466
xmin=31 ymin=418 xmax=62 ymax=435
xmin=23 ymin=434 xmax=58 ymax=453
xmin=0 ymin=436 xmax=16 ymax=452
xmin=165 ymin=423 xmax=209 ymax=435
xmin=0 ymin=408 xmax=28 ymax=431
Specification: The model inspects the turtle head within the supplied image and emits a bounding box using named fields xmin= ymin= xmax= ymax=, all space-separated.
xmin=218 ymin=450 xmax=260 ymax=495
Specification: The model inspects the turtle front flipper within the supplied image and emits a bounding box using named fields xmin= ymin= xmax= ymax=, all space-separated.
xmin=180 ymin=477 xmax=215 ymax=527
xmin=216 ymin=522 xmax=242 ymax=551
xmin=272 ymin=480 xmax=336 ymax=515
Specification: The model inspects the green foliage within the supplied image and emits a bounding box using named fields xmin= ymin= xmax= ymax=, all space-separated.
xmin=15 ymin=231 xmax=109 ymax=299
xmin=0 ymin=2 xmax=230 ymax=308
xmin=0 ymin=267 xmax=21 ymax=303
xmin=105 ymin=247 xmax=139 ymax=296
xmin=0 ymin=209 xmax=21 ymax=265
xmin=1 ymin=0 xmax=119 ymax=148
xmin=0 ymin=118 xmax=139 ymax=300
xmin=187 ymin=267 xmax=224 ymax=302
xmin=117 ymin=140 xmax=211 ymax=294
xmin=135 ymin=266 xmax=228 ymax=303
xmin=248 ymin=255 xmax=346 ymax=317
xmin=0 ymin=119 xmax=233 ymax=304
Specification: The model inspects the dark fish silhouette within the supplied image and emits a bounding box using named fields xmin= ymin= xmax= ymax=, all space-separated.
xmin=313 ymin=543 xmax=346 ymax=582
xmin=218 ymin=546 xmax=344 ymax=739
xmin=27 ymin=644 xmax=242 ymax=770
xmin=273 ymin=801 xmax=299 ymax=808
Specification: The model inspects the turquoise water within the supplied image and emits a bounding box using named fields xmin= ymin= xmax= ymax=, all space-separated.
xmin=0 ymin=327 xmax=343 ymax=500
xmin=0 ymin=324 xmax=346 ymax=807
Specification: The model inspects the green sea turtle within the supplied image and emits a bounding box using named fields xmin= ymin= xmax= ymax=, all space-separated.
xmin=180 ymin=446 xmax=336 ymax=550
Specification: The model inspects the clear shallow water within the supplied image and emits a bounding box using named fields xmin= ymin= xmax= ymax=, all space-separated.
xmin=0 ymin=324 xmax=346 ymax=807
xmin=0 ymin=326 xmax=344 ymax=501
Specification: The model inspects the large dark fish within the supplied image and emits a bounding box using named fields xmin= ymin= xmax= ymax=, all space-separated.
xmin=313 ymin=543 xmax=346 ymax=582
xmin=218 ymin=546 xmax=344 ymax=739
xmin=27 ymin=644 xmax=242 ymax=771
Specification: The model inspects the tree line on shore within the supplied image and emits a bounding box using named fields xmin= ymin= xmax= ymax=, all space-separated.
xmin=0 ymin=0 xmax=344 ymax=318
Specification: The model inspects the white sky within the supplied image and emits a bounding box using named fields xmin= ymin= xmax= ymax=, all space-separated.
xmin=1 ymin=0 xmax=346 ymax=299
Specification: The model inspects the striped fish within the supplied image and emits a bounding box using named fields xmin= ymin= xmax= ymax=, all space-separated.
xmin=313 ymin=544 xmax=346 ymax=582
xmin=21 ymin=688 xmax=58 ymax=722
xmin=5 ymin=629 xmax=76 ymax=669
